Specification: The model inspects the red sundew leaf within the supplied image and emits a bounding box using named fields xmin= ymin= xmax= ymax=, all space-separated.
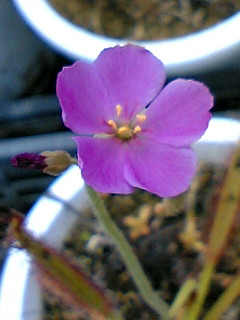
xmin=10 ymin=210 xmax=115 ymax=320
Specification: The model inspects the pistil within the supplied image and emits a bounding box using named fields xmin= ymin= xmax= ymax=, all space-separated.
xmin=117 ymin=126 xmax=133 ymax=140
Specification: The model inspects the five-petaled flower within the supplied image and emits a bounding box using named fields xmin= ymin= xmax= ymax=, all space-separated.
xmin=57 ymin=45 xmax=213 ymax=197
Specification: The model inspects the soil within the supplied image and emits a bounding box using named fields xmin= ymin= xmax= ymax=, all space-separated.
xmin=42 ymin=160 xmax=240 ymax=319
xmin=47 ymin=0 xmax=240 ymax=40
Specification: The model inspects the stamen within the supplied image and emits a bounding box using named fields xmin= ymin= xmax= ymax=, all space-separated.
xmin=136 ymin=114 xmax=146 ymax=123
xmin=107 ymin=119 xmax=117 ymax=131
xmin=116 ymin=104 xmax=122 ymax=117
xmin=133 ymin=125 xmax=142 ymax=134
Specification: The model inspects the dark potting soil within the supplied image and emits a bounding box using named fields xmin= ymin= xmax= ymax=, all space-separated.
xmin=47 ymin=0 xmax=240 ymax=40
xmin=42 ymin=161 xmax=240 ymax=319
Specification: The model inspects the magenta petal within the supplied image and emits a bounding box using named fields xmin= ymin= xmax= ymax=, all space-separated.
xmin=143 ymin=79 xmax=213 ymax=146
xmin=94 ymin=45 xmax=166 ymax=121
xmin=57 ymin=61 xmax=115 ymax=135
xmin=125 ymin=137 xmax=197 ymax=197
xmin=74 ymin=136 xmax=133 ymax=194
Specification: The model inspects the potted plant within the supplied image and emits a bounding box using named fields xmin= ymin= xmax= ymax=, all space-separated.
xmin=1 ymin=44 xmax=240 ymax=320
xmin=12 ymin=0 xmax=240 ymax=78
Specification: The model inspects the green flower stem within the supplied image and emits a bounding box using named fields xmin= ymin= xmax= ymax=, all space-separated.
xmin=168 ymin=278 xmax=196 ymax=318
xmin=187 ymin=261 xmax=215 ymax=320
xmin=108 ymin=312 xmax=124 ymax=320
xmin=202 ymin=273 xmax=240 ymax=320
xmin=85 ymin=185 xmax=170 ymax=320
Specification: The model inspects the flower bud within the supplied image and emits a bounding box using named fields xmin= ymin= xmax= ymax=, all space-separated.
xmin=10 ymin=153 xmax=47 ymax=170
xmin=10 ymin=151 xmax=77 ymax=176
xmin=41 ymin=151 xmax=77 ymax=176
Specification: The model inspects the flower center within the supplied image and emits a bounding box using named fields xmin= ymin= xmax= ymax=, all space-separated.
xmin=107 ymin=105 xmax=146 ymax=141
xmin=117 ymin=126 xmax=133 ymax=140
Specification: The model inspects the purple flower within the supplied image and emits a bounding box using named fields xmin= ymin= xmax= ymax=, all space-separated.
xmin=57 ymin=45 xmax=213 ymax=197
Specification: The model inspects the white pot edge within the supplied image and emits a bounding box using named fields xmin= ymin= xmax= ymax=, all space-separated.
xmin=0 ymin=117 xmax=240 ymax=320
xmin=0 ymin=165 xmax=88 ymax=320
xmin=13 ymin=0 xmax=240 ymax=76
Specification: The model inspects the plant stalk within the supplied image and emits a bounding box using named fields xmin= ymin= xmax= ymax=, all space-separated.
xmin=85 ymin=185 xmax=170 ymax=320
xmin=187 ymin=261 xmax=215 ymax=320
xmin=202 ymin=273 xmax=240 ymax=320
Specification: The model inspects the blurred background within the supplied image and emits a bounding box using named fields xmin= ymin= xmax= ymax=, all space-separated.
xmin=0 ymin=0 xmax=239 ymax=256
xmin=0 ymin=0 xmax=75 ymax=214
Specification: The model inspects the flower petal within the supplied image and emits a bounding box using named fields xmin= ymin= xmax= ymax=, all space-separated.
xmin=143 ymin=79 xmax=213 ymax=146
xmin=57 ymin=61 xmax=115 ymax=135
xmin=94 ymin=45 xmax=166 ymax=121
xmin=74 ymin=136 xmax=133 ymax=194
xmin=125 ymin=137 xmax=197 ymax=197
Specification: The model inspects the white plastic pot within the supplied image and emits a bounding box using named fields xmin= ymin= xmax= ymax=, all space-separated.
xmin=1 ymin=117 xmax=240 ymax=320
xmin=13 ymin=0 xmax=240 ymax=77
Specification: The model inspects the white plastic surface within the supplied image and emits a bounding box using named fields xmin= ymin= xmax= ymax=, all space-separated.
xmin=13 ymin=0 xmax=240 ymax=75
xmin=0 ymin=165 xmax=86 ymax=320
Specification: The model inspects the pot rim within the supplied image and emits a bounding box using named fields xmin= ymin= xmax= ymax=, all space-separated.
xmin=13 ymin=0 xmax=240 ymax=75
xmin=1 ymin=117 xmax=240 ymax=320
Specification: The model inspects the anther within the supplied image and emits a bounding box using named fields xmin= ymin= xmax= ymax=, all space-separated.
xmin=116 ymin=105 xmax=122 ymax=117
xmin=107 ymin=120 xmax=117 ymax=131
xmin=136 ymin=114 xmax=146 ymax=123
xmin=133 ymin=125 xmax=142 ymax=134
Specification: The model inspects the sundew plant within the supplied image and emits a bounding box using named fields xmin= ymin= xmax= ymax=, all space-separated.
xmin=10 ymin=45 xmax=240 ymax=320
xmin=57 ymin=45 xmax=212 ymax=197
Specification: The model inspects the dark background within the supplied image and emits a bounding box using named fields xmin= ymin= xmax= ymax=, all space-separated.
xmin=0 ymin=2 xmax=239 ymax=219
